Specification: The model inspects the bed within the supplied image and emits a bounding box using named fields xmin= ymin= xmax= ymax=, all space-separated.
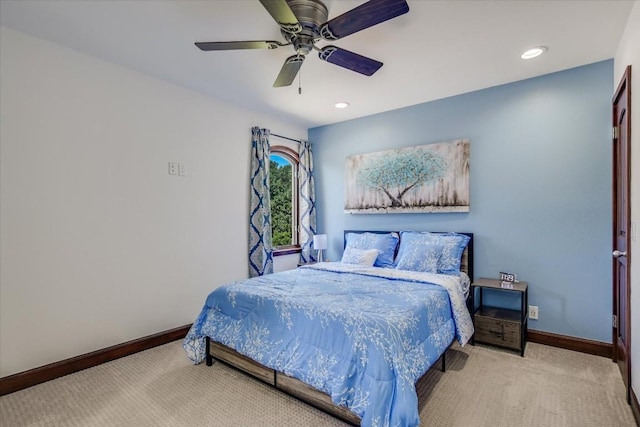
xmin=183 ymin=231 xmax=474 ymax=427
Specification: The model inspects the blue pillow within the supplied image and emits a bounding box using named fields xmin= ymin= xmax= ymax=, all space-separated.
xmin=395 ymin=243 xmax=442 ymax=273
xmin=397 ymin=232 xmax=470 ymax=276
xmin=344 ymin=232 xmax=399 ymax=268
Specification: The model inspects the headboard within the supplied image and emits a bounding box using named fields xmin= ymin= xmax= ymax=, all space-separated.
xmin=343 ymin=230 xmax=474 ymax=281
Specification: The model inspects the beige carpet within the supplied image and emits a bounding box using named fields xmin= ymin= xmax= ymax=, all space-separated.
xmin=0 ymin=341 xmax=635 ymax=427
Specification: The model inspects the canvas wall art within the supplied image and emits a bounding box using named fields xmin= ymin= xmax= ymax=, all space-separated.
xmin=344 ymin=139 xmax=470 ymax=214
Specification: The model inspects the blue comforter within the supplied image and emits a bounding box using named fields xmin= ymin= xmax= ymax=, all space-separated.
xmin=183 ymin=263 xmax=473 ymax=427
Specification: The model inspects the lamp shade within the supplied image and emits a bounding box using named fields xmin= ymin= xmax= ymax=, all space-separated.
xmin=313 ymin=234 xmax=328 ymax=250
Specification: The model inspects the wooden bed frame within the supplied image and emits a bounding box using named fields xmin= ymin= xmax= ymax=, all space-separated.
xmin=205 ymin=231 xmax=474 ymax=426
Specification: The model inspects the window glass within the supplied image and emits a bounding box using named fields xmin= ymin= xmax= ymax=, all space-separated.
xmin=269 ymin=149 xmax=298 ymax=248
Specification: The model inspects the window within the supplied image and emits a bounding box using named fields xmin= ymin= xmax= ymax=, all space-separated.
xmin=269 ymin=146 xmax=299 ymax=252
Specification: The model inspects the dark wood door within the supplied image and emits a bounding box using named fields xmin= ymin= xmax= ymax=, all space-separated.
xmin=612 ymin=65 xmax=631 ymax=403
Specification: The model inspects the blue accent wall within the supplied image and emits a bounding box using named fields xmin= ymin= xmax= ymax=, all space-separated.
xmin=309 ymin=60 xmax=613 ymax=342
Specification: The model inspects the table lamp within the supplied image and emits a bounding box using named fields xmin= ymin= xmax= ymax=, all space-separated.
xmin=313 ymin=234 xmax=327 ymax=262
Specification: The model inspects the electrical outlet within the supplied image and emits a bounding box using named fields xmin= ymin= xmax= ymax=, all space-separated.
xmin=178 ymin=163 xmax=187 ymax=176
xmin=529 ymin=305 xmax=539 ymax=320
xmin=168 ymin=161 xmax=178 ymax=175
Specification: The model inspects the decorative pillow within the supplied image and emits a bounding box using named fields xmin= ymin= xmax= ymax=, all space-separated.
xmin=341 ymin=247 xmax=379 ymax=266
xmin=344 ymin=232 xmax=399 ymax=268
xmin=394 ymin=243 xmax=442 ymax=273
xmin=397 ymin=232 xmax=470 ymax=276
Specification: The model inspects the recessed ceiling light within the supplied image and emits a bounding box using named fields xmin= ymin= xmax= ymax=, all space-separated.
xmin=334 ymin=102 xmax=350 ymax=109
xmin=520 ymin=46 xmax=547 ymax=60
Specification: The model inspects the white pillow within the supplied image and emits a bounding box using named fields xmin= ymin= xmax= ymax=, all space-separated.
xmin=341 ymin=247 xmax=379 ymax=266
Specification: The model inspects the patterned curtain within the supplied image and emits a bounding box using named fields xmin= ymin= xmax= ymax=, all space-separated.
xmin=298 ymin=139 xmax=317 ymax=263
xmin=248 ymin=127 xmax=273 ymax=277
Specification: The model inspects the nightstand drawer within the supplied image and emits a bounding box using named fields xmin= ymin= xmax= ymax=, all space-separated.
xmin=474 ymin=313 xmax=521 ymax=350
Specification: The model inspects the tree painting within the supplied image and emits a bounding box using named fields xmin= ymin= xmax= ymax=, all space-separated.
xmin=355 ymin=150 xmax=446 ymax=208
xmin=345 ymin=139 xmax=470 ymax=213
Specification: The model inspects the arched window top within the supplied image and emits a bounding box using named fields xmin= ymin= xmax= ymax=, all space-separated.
xmin=271 ymin=145 xmax=299 ymax=164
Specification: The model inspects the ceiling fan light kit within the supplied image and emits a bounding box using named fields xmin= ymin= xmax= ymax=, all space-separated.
xmin=195 ymin=0 xmax=410 ymax=88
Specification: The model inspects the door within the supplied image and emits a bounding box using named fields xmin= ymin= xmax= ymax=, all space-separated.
xmin=612 ymin=65 xmax=631 ymax=403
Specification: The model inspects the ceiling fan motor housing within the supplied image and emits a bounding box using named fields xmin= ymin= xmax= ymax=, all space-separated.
xmin=283 ymin=0 xmax=328 ymax=55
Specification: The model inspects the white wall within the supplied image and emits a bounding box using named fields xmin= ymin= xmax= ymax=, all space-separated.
xmin=0 ymin=27 xmax=306 ymax=377
xmin=614 ymin=0 xmax=640 ymax=402
xmin=273 ymin=254 xmax=301 ymax=272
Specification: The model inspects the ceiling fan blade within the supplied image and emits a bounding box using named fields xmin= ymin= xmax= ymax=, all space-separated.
xmin=319 ymin=0 xmax=409 ymax=41
xmin=318 ymin=46 xmax=382 ymax=76
xmin=259 ymin=0 xmax=302 ymax=34
xmin=274 ymin=55 xmax=305 ymax=87
xmin=195 ymin=40 xmax=286 ymax=51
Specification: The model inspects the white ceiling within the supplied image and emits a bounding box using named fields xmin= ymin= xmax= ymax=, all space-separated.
xmin=0 ymin=0 xmax=634 ymax=128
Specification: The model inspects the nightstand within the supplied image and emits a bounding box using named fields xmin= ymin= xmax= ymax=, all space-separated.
xmin=471 ymin=278 xmax=528 ymax=356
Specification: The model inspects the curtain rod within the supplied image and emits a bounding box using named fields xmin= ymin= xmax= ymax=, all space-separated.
xmin=271 ymin=133 xmax=302 ymax=143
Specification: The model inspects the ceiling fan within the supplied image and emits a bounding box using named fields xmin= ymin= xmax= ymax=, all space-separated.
xmin=195 ymin=0 xmax=410 ymax=88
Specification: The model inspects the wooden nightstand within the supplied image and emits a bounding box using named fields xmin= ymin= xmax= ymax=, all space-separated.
xmin=471 ymin=278 xmax=528 ymax=356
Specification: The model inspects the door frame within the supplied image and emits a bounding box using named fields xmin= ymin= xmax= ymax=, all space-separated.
xmin=612 ymin=65 xmax=632 ymax=403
